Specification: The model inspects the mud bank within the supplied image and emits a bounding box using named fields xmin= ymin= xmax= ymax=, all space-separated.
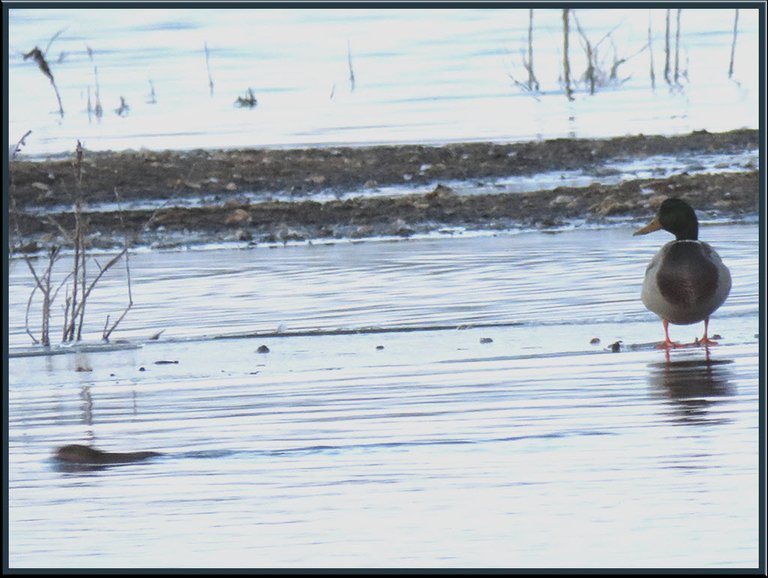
xmin=9 ymin=129 xmax=759 ymax=252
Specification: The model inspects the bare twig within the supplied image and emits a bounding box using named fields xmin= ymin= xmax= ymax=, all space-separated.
xmin=11 ymin=130 xmax=33 ymax=160
xmin=573 ymin=14 xmax=596 ymax=94
xmin=70 ymin=248 xmax=129 ymax=329
xmin=43 ymin=28 xmax=67 ymax=56
xmin=571 ymin=13 xmax=644 ymax=93
xmin=609 ymin=37 xmax=647 ymax=82
xmin=25 ymin=282 xmax=40 ymax=344
xmin=562 ymin=9 xmax=574 ymax=100
xmin=102 ymin=188 xmax=134 ymax=342
xmin=728 ymin=9 xmax=739 ymax=78
xmin=23 ymin=246 xmax=61 ymax=346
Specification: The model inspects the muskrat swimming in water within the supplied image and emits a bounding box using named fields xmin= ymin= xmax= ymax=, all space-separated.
xmin=54 ymin=444 xmax=162 ymax=465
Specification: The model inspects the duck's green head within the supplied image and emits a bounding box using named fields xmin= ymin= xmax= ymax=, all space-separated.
xmin=634 ymin=197 xmax=698 ymax=241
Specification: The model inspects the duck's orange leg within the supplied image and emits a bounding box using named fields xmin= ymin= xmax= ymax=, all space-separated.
xmin=695 ymin=318 xmax=720 ymax=346
xmin=656 ymin=319 xmax=683 ymax=349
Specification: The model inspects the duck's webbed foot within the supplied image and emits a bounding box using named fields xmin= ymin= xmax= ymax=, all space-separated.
xmin=656 ymin=320 xmax=685 ymax=349
xmin=694 ymin=318 xmax=720 ymax=347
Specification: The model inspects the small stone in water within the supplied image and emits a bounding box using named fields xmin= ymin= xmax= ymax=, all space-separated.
xmin=590 ymin=337 xmax=601 ymax=345
xmin=480 ymin=337 xmax=493 ymax=344
xmin=257 ymin=345 xmax=270 ymax=354
xmin=376 ymin=345 xmax=384 ymax=350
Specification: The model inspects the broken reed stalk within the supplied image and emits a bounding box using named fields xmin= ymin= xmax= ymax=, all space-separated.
xmin=64 ymin=142 xmax=86 ymax=342
xmin=87 ymin=86 xmax=92 ymax=123
xmin=663 ymin=9 xmax=671 ymax=84
xmin=506 ymin=11 xmax=539 ymax=96
xmin=648 ymin=10 xmax=656 ymax=89
xmin=526 ymin=9 xmax=539 ymax=91
xmin=572 ymin=14 xmax=596 ymax=95
xmin=23 ymin=47 xmax=64 ymax=118
xmin=86 ymin=46 xmax=103 ymax=119
xmin=147 ymin=79 xmax=157 ymax=104
xmin=347 ymin=40 xmax=356 ymax=92
xmin=728 ymin=9 xmax=739 ymax=78
xmin=673 ymin=9 xmax=681 ymax=84
xmin=562 ymin=9 xmax=574 ymax=100
xmin=204 ymin=41 xmax=214 ymax=96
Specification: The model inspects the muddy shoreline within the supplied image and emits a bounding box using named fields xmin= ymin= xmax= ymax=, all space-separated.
xmin=9 ymin=129 xmax=759 ymax=252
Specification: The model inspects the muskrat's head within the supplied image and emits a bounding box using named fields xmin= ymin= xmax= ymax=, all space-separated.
xmin=54 ymin=444 xmax=102 ymax=463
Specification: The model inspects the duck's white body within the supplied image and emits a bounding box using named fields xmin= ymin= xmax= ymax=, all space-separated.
xmin=641 ymin=239 xmax=731 ymax=326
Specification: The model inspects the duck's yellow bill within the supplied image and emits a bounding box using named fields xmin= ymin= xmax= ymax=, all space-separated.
xmin=634 ymin=217 xmax=662 ymax=236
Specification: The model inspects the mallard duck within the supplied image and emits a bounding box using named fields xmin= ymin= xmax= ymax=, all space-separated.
xmin=634 ymin=198 xmax=731 ymax=348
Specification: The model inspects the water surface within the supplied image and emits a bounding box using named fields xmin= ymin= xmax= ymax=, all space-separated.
xmin=7 ymin=8 xmax=759 ymax=155
xmin=8 ymin=224 xmax=760 ymax=568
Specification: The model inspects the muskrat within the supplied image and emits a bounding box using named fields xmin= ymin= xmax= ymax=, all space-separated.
xmin=54 ymin=444 xmax=162 ymax=465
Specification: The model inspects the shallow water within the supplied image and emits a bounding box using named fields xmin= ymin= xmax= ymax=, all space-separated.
xmin=7 ymin=8 xmax=760 ymax=156
xmin=7 ymin=223 xmax=760 ymax=568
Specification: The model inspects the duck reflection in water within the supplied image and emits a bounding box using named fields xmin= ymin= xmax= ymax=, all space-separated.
xmin=648 ymin=353 xmax=734 ymax=426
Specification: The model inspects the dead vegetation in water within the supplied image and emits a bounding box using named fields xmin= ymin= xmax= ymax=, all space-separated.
xmin=16 ymin=10 xmax=747 ymax=125
xmin=9 ymin=138 xmax=167 ymax=346
xmin=234 ymin=88 xmax=258 ymax=108
xmin=23 ymin=44 xmax=65 ymax=118
xmin=508 ymin=8 xmax=742 ymax=99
